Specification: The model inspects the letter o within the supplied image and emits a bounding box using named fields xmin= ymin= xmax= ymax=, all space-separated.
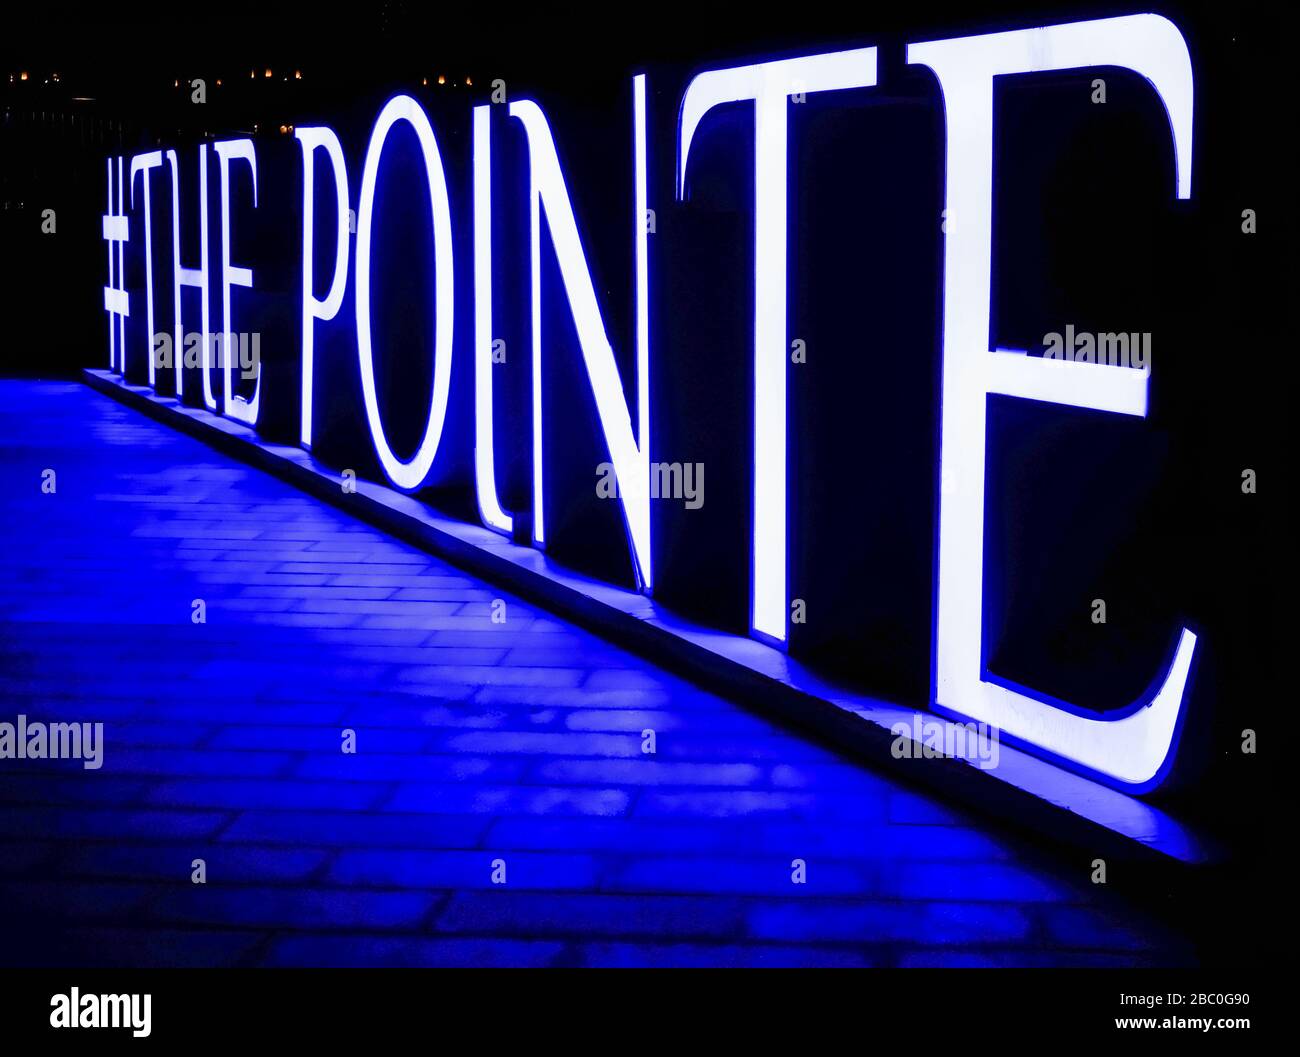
xmin=355 ymin=95 xmax=454 ymax=490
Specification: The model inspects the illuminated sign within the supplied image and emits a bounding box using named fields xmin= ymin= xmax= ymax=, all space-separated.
xmin=101 ymin=13 xmax=1198 ymax=792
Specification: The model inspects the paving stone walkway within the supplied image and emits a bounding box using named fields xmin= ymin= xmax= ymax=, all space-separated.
xmin=0 ymin=380 xmax=1193 ymax=966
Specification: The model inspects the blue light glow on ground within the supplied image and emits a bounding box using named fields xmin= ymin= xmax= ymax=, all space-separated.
xmin=0 ymin=380 xmax=1192 ymax=966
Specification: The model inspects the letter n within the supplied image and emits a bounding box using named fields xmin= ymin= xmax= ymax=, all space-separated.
xmin=508 ymin=79 xmax=652 ymax=591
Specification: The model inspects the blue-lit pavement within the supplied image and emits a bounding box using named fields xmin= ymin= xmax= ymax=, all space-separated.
xmin=0 ymin=380 xmax=1191 ymax=966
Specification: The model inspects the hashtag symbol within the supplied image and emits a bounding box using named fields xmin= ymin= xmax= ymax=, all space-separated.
xmin=102 ymin=155 xmax=130 ymax=372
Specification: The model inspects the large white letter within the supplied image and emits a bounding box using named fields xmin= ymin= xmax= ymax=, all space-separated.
xmin=102 ymin=156 xmax=128 ymax=373
xmin=130 ymin=152 xmax=163 ymax=385
xmin=295 ymin=126 xmax=350 ymax=448
xmin=166 ymin=147 xmax=211 ymax=404
xmin=909 ymin=14 xmax=1196 ymax=788
xmin=508 ymin=76 xmax=652 ymax=590
xmin=678 ymin=49 xmax=877 ymax=644
xmin=472 ymin=105 xmax=512 ymax=535
xmin=214 ymin=139 xmax=259 ymax=425
xmin=355 ymin=95 xmax=454 ymax=492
